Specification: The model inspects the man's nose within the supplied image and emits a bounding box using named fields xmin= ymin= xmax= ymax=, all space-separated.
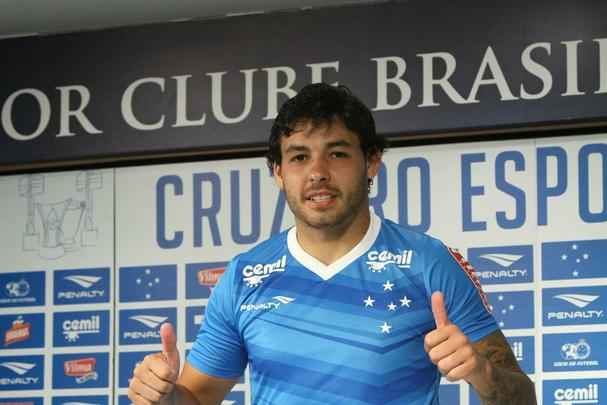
xmin=308 ymin=157 xmax=330 ymax=183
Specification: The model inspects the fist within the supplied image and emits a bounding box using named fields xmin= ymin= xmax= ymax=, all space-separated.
xmin=128 ymin=323 xmax=181 ymax=404
xmin=424 ymin=292 xmax=485 ymax=382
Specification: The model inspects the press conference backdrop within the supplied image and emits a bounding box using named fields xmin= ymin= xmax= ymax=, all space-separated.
xmin=0 ymin=133 xmax=605 ymax=404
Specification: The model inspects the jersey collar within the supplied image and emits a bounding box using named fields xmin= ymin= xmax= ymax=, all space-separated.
xmin=287 ymin=209 xmax=381 ymax=280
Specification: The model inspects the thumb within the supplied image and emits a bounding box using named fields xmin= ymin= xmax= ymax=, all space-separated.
xmin=431 ymin=291 xmax=450 ymax=328
xmin=160 ymin=323 xmax=180 ymax=373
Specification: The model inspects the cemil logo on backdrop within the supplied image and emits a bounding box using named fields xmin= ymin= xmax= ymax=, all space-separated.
xmin=119 ymin=308 xmax=176 ymax=345
xmin=53 ymin=310 xmax=110 ymax=347
xmin=543 ymin=286 xmax=606 ymax=326
xmin=467 ymin=245 xmax=533 ymax=284
xmin=119 ymin=265 xmax=176 ymax=302
xmin=54 ymin=268 xmax=110 ymax=305
xmin=186 ymin=262 xmax=227 ymax=299
xmin=542 ymin=239 xmax=607 ymax=280
xmin=51 ymin=395 xmax=108 ymax=405
xmin=544 ymin=378 xmax=603 ymax=405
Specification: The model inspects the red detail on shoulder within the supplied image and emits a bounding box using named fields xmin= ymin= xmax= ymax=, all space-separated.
xmin=447 ymin=247 xmax=492 ymax=313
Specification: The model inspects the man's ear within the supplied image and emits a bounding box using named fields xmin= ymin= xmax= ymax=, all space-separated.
xmin=273 ymin=163 xmax=284 ymax=190
xmin=366 ymin=152 xmax=382 ymax=179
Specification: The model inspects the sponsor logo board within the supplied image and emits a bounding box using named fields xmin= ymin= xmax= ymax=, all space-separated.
xmin=52 ymin=396 xmax=108 ymax=405
xmin=119 ymin=265 xmax=176 ymax=302
xmin=118 ymin=351 xmax=154 ymax=388
xmin=186 ymin=306 xmax=205 ymax=343
xmin=53 ymin=310 xmax=110 ymax=347
xmin=0 ymin=272 xmax=45 ymax=308
xmin=119 ymin=307 xmax=176 ymax=345
xmin=506 ymin=335 xmax=535 ymax=374
xmin=0 ymin=314 xmax=44 ymax=349
xmin=467 ymin=245 xmax=533 ymax=284
xmin=542 ymin=239 xmax=607 ymax=280
xmin=543 ymin=378 xmax=604 ymax=404
xmin=52 ymin=353 xmax=109 ymax=389
xmin=186 ymin=262 xmax=226 ymax=299
xmin=54 ymin=268 xmax=110 ymax=305
xmin=543 ymin=286 xmax=606 ymax=326
xmin=543 ymin=332 xmax=607 ymax=372
xmin=0 ymin=355 xmax=44 ymax=390
xmin=486 ymin=291 xmax=534 ymax=330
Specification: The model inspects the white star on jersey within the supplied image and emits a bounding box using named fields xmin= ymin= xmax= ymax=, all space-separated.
xmin=387 ymin=302 xmax=397 ymax=311
xmin=380 ymin=322 xmax=392 ymax=334
xmin=364 ymin=296 xmax=375 ymax=307
xmin=383 ymin=281 xmax=394 ymax=291
xmin=400 ymin=296 xmax=411 ymax=307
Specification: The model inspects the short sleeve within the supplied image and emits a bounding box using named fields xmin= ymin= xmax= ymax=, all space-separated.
xmin=425 ymin=242 xmax=498 ymax=342
xmin=187 ymin=259 xmax=247 ymax=378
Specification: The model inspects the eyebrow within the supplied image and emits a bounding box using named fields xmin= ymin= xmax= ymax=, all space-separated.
xmin=284 ymin=139 xmax=353 ymax=155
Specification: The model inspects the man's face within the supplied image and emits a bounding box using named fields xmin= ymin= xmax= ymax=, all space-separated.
xmin=273 ymin=119 xmax=380 ymax=231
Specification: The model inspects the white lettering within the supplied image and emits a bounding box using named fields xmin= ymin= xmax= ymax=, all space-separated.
xmin=417 ymin=52 xmax=470 ymax=107
xmin=372 ymin=56 xmax=411 ymax=110
xmin=2 ymin=88 xmax=50 ymax=141
xmin=263 ymin=66 xmax=297 ymax=120
xmin=172 ymin=75 xmax=206 ymax=127
xmin=307 ymin=61 xmax=340 ymax=85
xmin=56 ymin=85 xmax=102 ymax=137
xmin=208 ymin=69 xmax=257 ymax=124
xmin=121 ymin=77 xmax=166 ymax=130
xmin=520 ymin=42 xmax=553 ymax=100
xmin=561 ymin=40 xmax=585 ymax=96
xmin=468 ymin=46 xmax=518 ymax=102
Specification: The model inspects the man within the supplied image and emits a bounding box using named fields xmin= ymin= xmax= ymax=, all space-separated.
xmin=128 ymin=83 xmax=536 ymax=404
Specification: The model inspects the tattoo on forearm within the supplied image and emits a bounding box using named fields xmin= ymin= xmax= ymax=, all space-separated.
xmin=472 ymin=330 xmax=537 ymax=405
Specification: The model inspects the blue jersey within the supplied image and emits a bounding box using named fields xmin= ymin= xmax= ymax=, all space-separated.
xmin=188 ymin=212 xmax=497 ymax=404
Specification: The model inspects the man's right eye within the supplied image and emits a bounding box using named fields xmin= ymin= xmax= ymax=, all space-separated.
xmin=290 ymin=154 xmax=307 ymax=162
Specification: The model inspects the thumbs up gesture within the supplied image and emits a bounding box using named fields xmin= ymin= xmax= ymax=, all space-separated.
xmin=128 ymin=323 xmax=181 ymax=404
xmin=424 ymin=292 xmax=487 ymax=383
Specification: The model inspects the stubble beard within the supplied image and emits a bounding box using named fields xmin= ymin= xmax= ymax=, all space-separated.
xmin=286 ymin=175 xmax=369 ymax=231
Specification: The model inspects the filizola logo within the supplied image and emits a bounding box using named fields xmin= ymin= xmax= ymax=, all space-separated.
xmin=554 ymin=383 xmax=598 ymax=404
xmin=123 ymin=315 xmax=166 ymax=340
xmin=63 ymin=315 xmax=100 ymax=342
xmin=240 ymin=296 xmax=295 ymax=312
xmin=548 ymin=294 xmax=604 ymax=321
xmin=242 ymin=256 xmax=286 ymax=287
xmin=366 ymin=250 xmax=413 ymax=272
xmin=0 ymin=362 xmax=38 ymax=386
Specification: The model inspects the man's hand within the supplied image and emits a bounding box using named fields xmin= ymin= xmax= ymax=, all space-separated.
xmin=128 ymin=323 xmax=181 ymax=404
xmin=424 ymin=291 xmax=487 ymax=383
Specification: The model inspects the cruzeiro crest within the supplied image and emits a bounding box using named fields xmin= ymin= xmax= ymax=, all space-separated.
xmin=19 ymin=171 xmax=103 ymax=259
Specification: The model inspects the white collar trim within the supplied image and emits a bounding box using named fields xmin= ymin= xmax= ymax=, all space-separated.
xmin=287 ymin=210 xmax=381 ymax=281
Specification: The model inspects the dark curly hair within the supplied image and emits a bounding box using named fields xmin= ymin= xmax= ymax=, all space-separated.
xmin=266 ymin=83 xmax=387 ymax=170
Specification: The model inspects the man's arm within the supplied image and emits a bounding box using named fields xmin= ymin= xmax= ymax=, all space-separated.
xmin=170 ymin=362 xmax=238 ymax=405
xmin=424 ymin=292 xmax=536 ymax=405
xmin=468 ymin=329 xmax=536 ymax=405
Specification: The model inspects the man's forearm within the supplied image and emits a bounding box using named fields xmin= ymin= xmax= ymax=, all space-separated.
xmin=471 ymin=361 xmax=536 ymax=405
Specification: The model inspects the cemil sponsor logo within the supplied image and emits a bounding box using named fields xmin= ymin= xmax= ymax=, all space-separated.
xmin=554 ymin=383 xmax=598 ymax=404
xmin=64 ymin=358 xmax=97 ymax=384
xmin=366 ymin=249 xmax=413 ymax=272
xmin=548 ymin=294 xmax=604 ymax=321
xmin=240 ymin=296 xmax=295 ymax=312
xmin=63 ymin=315 xmax=100 ymax=342
xmin=243 ymin=256 xmax=286 ymax=287
xmin=4 ymin=317 xmax=31 ymax=346
xmin=0 ymin=362 xmax=38 ymax=386
xmin=197 ymin=268 xmax=225 ymax=287
xmin=511 ymin=341 xmax=523 ymax=362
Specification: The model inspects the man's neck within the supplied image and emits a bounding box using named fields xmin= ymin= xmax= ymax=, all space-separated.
xmin=295 ymin=208 xmax=371 ymax=266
